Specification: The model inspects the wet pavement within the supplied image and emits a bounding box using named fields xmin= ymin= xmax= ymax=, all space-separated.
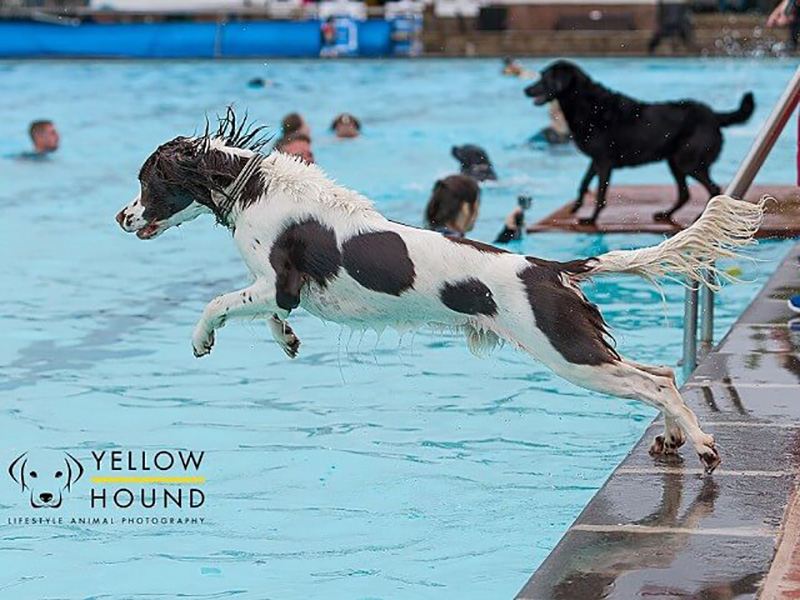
xmin=516 ymin=243 xmax=800 ymax=600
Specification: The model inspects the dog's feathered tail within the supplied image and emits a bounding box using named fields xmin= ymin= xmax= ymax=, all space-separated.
xmin=572 ymin=195 xmax=767 ymax=290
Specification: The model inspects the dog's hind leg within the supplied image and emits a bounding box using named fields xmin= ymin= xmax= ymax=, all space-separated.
xmin=595 ymin=359 xmax=685 ymax=455
xmin=572 ymin=161 xmax=597 ymax=214
xmin=691 ymin=167 xmax=721 ymax=199
xmin=547 ymin=358 xmax=718 ymax=472
xmin=655 ymin=159 xmax=690 ymax=222
xmin=624 ymin=359 xmax=676 ymax=382
xmin=650 ymin=414 xmax=686 ymax=457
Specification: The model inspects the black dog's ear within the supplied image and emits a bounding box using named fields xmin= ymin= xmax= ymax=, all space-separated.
xmin=8 ymin=453 xmax=28 ymax=490
xmin=63 ymin=453 xmax=84 ymax=491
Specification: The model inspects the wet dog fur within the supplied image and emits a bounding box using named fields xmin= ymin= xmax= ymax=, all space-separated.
xmin=116 ymin=110 xmax=768 ymax=473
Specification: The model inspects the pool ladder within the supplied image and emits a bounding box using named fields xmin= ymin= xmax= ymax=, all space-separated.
xmin=682 ymin=64 xmax=800 ymax=378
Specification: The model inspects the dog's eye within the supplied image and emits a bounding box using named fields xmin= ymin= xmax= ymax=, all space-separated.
xmin=29 ymin=471 xmax=37 ymax=478
xmin=55 ymin=471 xmax=63 ymax=478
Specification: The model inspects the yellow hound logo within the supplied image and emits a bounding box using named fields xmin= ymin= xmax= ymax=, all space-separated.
xmin=8 ymin=451 xmax=84 ymax=508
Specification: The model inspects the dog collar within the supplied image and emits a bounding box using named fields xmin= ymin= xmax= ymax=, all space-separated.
xmin=218 ymin=152 xmax=264 ymax=225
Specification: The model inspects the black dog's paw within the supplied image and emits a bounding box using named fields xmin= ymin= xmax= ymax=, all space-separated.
xmin=578 ymin=217 xmax=597 ymax=227
xmin=653 ymin=211 xmax=675 ymax=223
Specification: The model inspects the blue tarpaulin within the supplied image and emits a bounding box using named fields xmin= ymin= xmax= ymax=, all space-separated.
xmin=0 ymin=19 xmax=394 ymax=58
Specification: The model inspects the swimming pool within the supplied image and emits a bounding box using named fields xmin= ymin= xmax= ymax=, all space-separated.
xmin=0 ymin=58 xmax=796 ymax=600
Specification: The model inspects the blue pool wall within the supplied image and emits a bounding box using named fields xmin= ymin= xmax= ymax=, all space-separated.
xmin=0 ymin=19 xmax=395 ymax=58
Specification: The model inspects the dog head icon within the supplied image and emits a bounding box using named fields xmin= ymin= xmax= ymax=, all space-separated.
xmin=8 ymin=451 xmax=84 ymax=508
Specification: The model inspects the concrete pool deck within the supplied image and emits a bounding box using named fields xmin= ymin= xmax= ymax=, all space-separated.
xmin=516 ymin=242 xmax=800 ymax=600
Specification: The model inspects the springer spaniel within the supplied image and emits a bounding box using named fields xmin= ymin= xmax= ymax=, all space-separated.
xmin=116 ymin=110 xmax=766 ymax=473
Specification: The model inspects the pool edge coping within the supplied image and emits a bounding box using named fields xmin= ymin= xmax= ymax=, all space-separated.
xmin=515 ymin=240 xmax=800 ymax=600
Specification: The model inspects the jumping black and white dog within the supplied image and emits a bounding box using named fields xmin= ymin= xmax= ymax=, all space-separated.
xmin=116 ymin=111 xmax=766 ymax=473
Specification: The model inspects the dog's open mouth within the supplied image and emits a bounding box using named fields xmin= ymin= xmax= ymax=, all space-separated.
xmin=136 ymin=221 xmax=162 ymax=240
xmin=524 ymin=84 xmax=549 ymax=106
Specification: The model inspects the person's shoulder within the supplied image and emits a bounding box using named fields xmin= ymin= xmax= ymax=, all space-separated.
xmin=14 ymin=151 xmax=51 ymax=161
xmin=433 ymin=225 xmax=462 ymax=237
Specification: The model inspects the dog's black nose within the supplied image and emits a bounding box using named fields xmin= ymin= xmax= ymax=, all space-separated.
xmin=39 ymin=492 xmax=53 ymax=503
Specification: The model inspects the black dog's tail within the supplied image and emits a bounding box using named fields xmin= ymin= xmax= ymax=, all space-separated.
xmin=715 ymin=92 xmax=755 ymax=127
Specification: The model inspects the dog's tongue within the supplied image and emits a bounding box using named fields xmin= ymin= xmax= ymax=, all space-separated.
xmin=137 ymin=222 xmax=159 ymax=239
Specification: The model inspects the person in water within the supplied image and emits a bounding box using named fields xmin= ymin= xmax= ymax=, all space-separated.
xmin=331 ymin=113 xmax=361 ymax=139
xmin=451 ymin=144 xmax=497 ymax=181
xmin=502 ymin=57 xmax=535 ymax=79
xmin=27 ymin=120 xmax=59 ymax=156
xmin=281 ymin=113 xmax=311 ymax=140
xmin=274 ymin=133 xmax=314 ymax=164
xmin=530 ymin=100 xmax=571 ymax=146
xmin=424 ymin=174 xmax=524 ymax=244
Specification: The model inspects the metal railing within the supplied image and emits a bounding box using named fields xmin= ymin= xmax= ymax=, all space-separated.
xmin=682 ymin=65 xmax=800 ymax=378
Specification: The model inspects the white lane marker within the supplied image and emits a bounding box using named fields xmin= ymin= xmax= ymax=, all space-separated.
xmin=572 ymin=523 xmax=776 ymax=537
xmin=647 ymin=420 xmax=800 ymax=429
xmin=615 ymin=466 xmax=796 ymax=477
xmin=685 ymin=382 xmax=800 ymax=389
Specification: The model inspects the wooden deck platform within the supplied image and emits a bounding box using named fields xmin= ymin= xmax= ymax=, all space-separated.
xmin=527 ymin=184 xmax=800 ymax=238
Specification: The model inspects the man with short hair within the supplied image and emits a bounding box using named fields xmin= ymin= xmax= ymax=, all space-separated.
xmin=28 ymin=120 xmax=60 ymax=155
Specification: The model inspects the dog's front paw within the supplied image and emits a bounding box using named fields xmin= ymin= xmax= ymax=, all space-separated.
xmin=268 ymin=315 xmax=301 ymax=359
xmin=578 ymin=217 xmax=597 ymax=227
xmin=192 ymin=329 xmax=215 ymax=358
xmin=281 ymin=328 xmax=301 ymax=359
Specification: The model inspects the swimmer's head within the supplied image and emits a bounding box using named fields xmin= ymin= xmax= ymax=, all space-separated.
xmin=331 ymin=113 xmax=361 ymax=139
xmin=274 ymin=133 xmax=314 ymax=164
xmin=451 ymin=144 xmax=497 ymax=181
xmin=29 ymin=120 xmax=59 ymax=154
xmin=281 ymin=113 xmax=310 ymax=139
xmin=424 ymin=175 xmax=481 ymax=234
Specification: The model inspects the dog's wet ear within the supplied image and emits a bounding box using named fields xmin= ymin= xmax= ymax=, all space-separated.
xmin=8 ymin=453 xmax=28 ymax=490
xmin=63 ymin=452 xmax=84 ymax=491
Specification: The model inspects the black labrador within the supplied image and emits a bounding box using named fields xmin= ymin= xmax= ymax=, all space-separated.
xmin=452 ymin=144 xmax=497 ymax=181
xmin=524 ymin=61 xmax=755 ymax=225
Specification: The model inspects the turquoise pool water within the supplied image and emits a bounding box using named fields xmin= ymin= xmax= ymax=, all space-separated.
xmin=0 ymin=58 xmax=796 ymax=600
